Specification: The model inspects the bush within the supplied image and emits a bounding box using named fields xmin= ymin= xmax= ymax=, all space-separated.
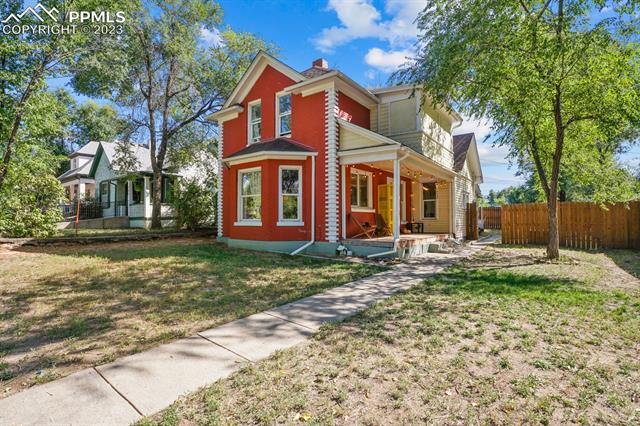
xmin=171 ymin=178 xmax=214 ymax=231
xmin=0 ymin=154 xmax=66 ymax=238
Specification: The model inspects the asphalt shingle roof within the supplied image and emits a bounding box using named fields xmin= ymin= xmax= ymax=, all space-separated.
xmin=225 ymin=137 xmax=316 ymax=159
xmin=452 ymin=133 xmax=475 ymax=173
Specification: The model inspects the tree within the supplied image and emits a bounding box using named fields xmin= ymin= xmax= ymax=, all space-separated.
xmin=71 ymin=101 xmax=127 ymax=147
xmin=398 ymin=0 xmax=640 ymax=259
xmin=0 ymin=0 xmax=135 ymax=192
xmin=171 ymin=178 xmax=214 ymax=231
xmin=73 ymin=0 xmax=274 ymax=228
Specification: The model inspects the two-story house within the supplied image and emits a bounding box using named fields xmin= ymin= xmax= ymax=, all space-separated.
xmin=58 ymin=141 xmax=100 ymax=200
xmin=210 ymin=52 xmax=483 ymax=258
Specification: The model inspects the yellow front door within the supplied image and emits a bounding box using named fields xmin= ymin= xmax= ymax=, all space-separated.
xmin=377 ymin=183 xmax=393 ymax=229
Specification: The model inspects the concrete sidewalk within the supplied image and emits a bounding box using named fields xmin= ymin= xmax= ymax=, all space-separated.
xmin=0 ymin=242 xmax=492 ymax=425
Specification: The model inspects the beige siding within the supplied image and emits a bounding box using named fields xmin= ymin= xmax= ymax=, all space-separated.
xmin=370 ymin=105 xmax=378 ymax=133
xmin=455 ymin=162 xmax=474 ymax=237
xmin=378 ymin=103 xmax=390 ymax=135
xmin=389 ymin=98 xmax=416 ymax=134
xmin=340 ymin=127 xmax=382 ymax=150
xmin=411 ymin=180 xmax=450 ymax=233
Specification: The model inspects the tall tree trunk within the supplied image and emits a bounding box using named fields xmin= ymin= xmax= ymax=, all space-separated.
xmin=151 ymin=170 xmax=162 ymax=229
xmin=547 ymin=195 xmax=560 ymax=259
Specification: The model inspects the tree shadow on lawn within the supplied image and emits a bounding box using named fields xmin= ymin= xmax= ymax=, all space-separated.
xmin=602 ymin=249 xmax=640 ymax=280
xmin=1 ymin=242 xmax=381 ymax=390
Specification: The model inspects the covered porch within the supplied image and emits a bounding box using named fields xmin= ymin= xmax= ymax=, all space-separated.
xmin=337 ymin=119 xmax=457 ymax=257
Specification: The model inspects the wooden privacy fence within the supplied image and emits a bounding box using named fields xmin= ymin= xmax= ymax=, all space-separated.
xmin=502 ymin=201 xmax=640 ymax=249
xmin=479 ymin=206 xmax=501 ymax=229
xmin=466 ymin=202 xmax=478 ymax=240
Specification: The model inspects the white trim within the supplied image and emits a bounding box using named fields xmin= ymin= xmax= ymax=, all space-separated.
xmin=217 ymin=124 xmax=224 ymax=237
xmin=278 ymin=165 xmax=302 ymax=223
xmin=275 ymin=91 xmax=292 ymax=137
xmin=207 ymin=105 xmax=244 ymax=123
xmin=325 ymin=88 xmax=339 ymax=243
xmin=349 ymin=168 xmax=373 ymax=210
xmin=351 ymin=207 xmax=375 ymax=213
xmin=237 ymin=166 xmax=262 ymax=224
xmin=341 ymin=164 xmax=346 ymax=240
xmin=247 ymin=99 xmax=262 ymax=145
xmin=223 ymin=51 xmax=305 ymax=109
xmin=285 ymin=71 xmax=378 ymax=107
xmin=277 ymin=221 xmax=304 ymax=227
xmin=419 ymin=180 xmax=439 ymax=220
xmin=393 ymin=158 xmax=401 ymax=240
xmin=224 ymin=151 xmax=316 ymax=167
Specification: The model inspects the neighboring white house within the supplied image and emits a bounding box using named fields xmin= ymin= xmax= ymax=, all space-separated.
xmin=88 ymin=141 xmax=182 ymax=228
xmin=58 ymin=142 xmax=100 ymax=200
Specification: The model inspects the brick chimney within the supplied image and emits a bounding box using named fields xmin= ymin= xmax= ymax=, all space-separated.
xmin=312 ymin=58 xmax=328 ymax=69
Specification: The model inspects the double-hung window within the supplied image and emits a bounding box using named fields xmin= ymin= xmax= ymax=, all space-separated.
xmin=350 ymin=169 xmax=372 ymax=211
xmin=100 ymin=181 xmax=110 ymax=207
xmin=422 ymin=182 xmax=437 ymax=219
xmin=237 ymin=168 xmax=261 ymax=224
xmin=276 ymin=93 xmax=292 ymax=136
xmin=278 ymin=166 xmax=302 ymax=224
xmin=248 ymin=100 xmax=261 ymax=144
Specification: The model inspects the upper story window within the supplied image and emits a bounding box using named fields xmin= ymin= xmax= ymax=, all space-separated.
xmin=276 ymin=93 xmax=291 ymax=136
xmin=422 ymin=182 xmax=437 ymax=219
xmin=350 ymin=169 xmax=372 ymax=211
xmin=248 ymin=100 xmax=261 ymax=144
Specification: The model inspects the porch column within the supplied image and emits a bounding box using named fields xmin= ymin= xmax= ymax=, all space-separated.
xmin=393 ymin=158 xmax=401 ymax=240
xmin=78 ymin=182 xmax=86 ymax=198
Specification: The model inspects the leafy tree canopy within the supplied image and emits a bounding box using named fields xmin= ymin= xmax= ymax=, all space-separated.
xmin=397 ymin=0 xmax=640 ymax=258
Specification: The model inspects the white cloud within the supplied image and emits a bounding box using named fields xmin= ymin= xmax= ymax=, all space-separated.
xmin=364 ymin=47 xmax=413 ymax=73
xmin=453 ymin=116 xmax=493 ymax=141
xmin=365 ymin=69 xmax=377 ymax=80
xmin=200 ymin=26 xmax=223 ymax=47
xmin=313 ymin=0 xmax=427 ymax=53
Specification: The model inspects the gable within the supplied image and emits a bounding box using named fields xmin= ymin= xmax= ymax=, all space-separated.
xmin=223 ymin=51 xmax=305 ymax=109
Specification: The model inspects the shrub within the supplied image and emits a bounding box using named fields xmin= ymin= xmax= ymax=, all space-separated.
xmin=171 ymin=178 xmax=214 ymax=231
xmin=0 ymin=155 xmax=65 ymax=238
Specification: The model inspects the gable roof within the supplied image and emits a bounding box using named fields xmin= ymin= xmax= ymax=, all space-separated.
xmin=225 ymin=137 xmax=316 ymax=159
xmin=58 ymin=161 xmax=93 ymax=182
xmin=222 ymin=51 xmax=306 ymax=109
xmin=88 ymin=141 xmax=155 ymax=178
xmin=300 ymin=66 xmax=333 ymax=79
xmin=453 ymin=133 xmax=474 ymax=172
xmin=453 ymin=132 xmax=483 ymax=183
xmin=69 ymin=141 xmax=100 ymax=158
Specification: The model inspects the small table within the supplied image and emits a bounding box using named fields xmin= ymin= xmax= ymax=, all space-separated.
xmin=406 ymin=222 xmax=424 ymax=234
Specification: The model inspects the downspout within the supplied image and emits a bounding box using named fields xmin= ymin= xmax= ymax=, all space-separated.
xmin=291 ymin=155 xmax=316 ymax=255
xmin=367 ymin=150 xmax=410 ymax=258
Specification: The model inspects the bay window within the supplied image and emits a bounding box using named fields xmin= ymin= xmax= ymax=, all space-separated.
xmin=237 ymin=168 xmax=261 ymax=224
xmin=278 ymin=166 xmax=302 ymax=224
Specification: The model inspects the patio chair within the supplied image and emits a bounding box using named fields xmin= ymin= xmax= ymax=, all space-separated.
xmin=375 ymin=214 xmax=392 ymax=237
xmin=349 ymin=214 xmax=377 ymax=239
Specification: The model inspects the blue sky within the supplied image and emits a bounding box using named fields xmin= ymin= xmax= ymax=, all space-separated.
xmin=46 ymin=0 xmax=640 ymax=193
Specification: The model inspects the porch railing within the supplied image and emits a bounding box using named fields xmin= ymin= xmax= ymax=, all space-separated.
xmin=59 ymin=202 xmax=103 ymax=221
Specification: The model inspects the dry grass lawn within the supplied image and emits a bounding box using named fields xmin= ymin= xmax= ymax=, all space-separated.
xmin=143 ymin=245 xmax=640 ymax=425
xmin=0 ymin=238 xmax=383 ymax=398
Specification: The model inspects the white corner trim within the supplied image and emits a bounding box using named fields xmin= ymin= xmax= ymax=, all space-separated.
xmin=217 ymin=124 xmax=224 ymax=237
xmin=325 ymin=88 xmax=339 ymax=243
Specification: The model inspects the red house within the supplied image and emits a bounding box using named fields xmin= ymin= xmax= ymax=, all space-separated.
xmin=209 ymin=52 xmax=483 ymax=257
